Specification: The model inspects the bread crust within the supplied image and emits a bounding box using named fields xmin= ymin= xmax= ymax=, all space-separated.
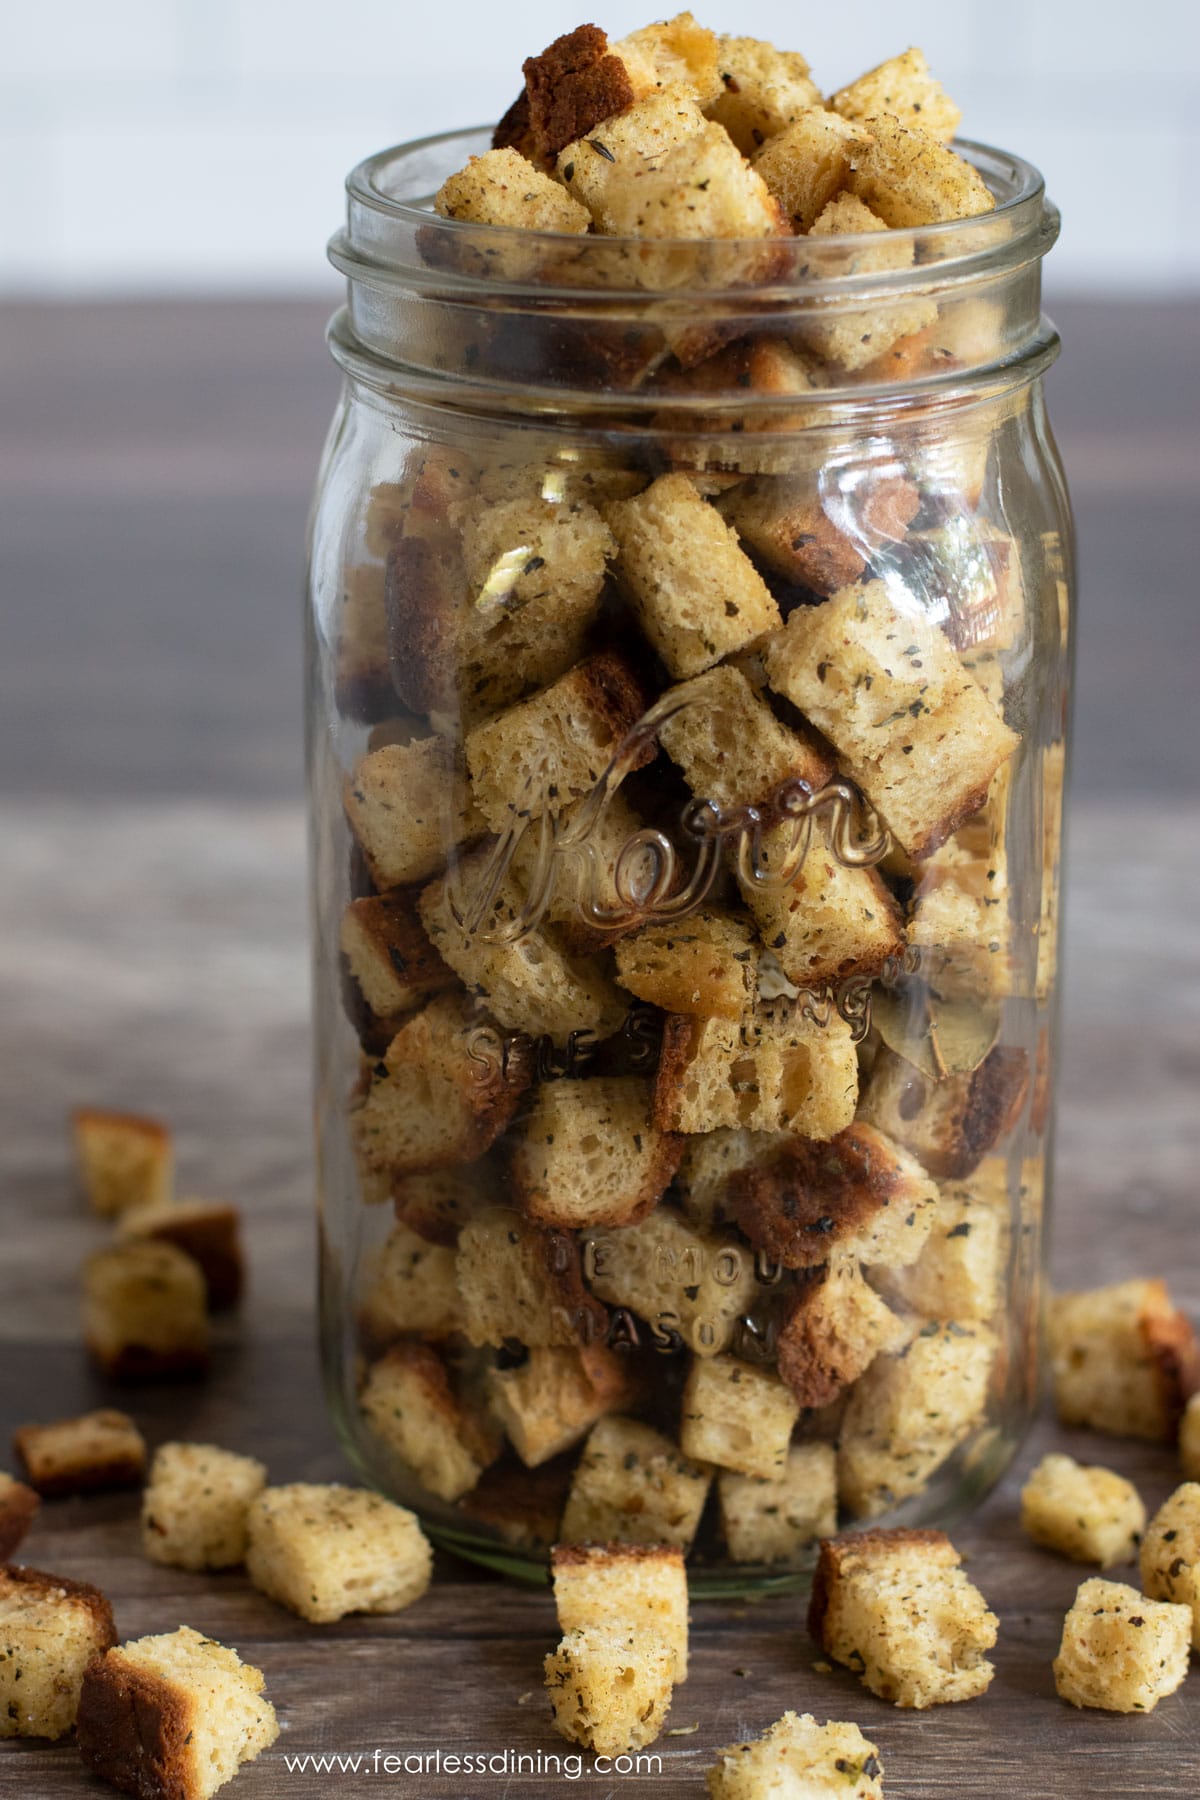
xmin=77 ymin=1650 xmax=190 ymax=1800
xmin=0 ymin=1479 xmax=40 ymax=1559
xmin=522 ymin=25 xmax=636 ymax=160
xmin=1 ymin=1563 xmax=117 ymax=1645
xmin=1143 ymin=1306 xmax=1200 ymax=1435
xmin=551 ymin=1540 xmax=684 ymax=1573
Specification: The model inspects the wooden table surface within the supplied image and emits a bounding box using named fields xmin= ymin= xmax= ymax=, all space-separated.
xmin=2 ymin=299 xmax=1199 ymax=1798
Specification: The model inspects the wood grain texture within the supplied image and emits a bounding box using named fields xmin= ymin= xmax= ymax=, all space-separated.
xmin=2 ymin=799 xmax=1198 ymax=1796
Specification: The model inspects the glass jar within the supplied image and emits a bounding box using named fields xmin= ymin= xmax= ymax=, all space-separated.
xmin=309 ymin=127 xmax=1072 ymax=1594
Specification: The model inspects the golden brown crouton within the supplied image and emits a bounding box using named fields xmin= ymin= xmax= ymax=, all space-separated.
xmin=334 ymin=562 xmax=394 ymax=722
xmin=0 ymin=1473 xmax=39 ymax=1560
xmin=802 ymin=193 xmax=939 ymax=371
xmin=613 ymin=12 xmax=723 ymax=105
xmin=344 ymin=737 xmax=484 ymax=890
xmin=456 ymin=1205 xmax=607 ymax=1349
xmin=873 ymin=1181 xmax=1006 ymax=1322
xmin=83 ymin=1242 xmax=209 ymax=1382
xmin=435 ymin=146 xmax=591 ymax=234
xmin=246 ymin=1483 xmax=431 ymax=1623
xmin=706 ymin=1710 xmax=884 ymax=1798
xmin=359 ymin=1341 xmax=498 ymax=1501
xmin=657 ymin=664 xmax=835 ymax=813
xmin=1053 ymin=1577 xmax=1190 ymax=1713
xmin=0 ymin=1566 xmax=118 ymax=1741
xmin=487 ymin=1343 xmax=634 ymax=1468
xmin=705 ymin=35 xmax=822 ymax=154
xmin=72 ymin=1108 xmax=172 ymax=1217
xmin=1140 ymin=1483 xmax=1200 ymax=1647
xmin=357 ymin=1221 xmax=461 ymax=1347
xmin=141 ymin=1442 xmax=268 ymax=1573
xmin=557 ymin=89 xmax=707 ymax=220
xmin=752 ymin=109 xmax=870 ymax=232
xmin=587 ymin=1206 xmax=759 ymax=1359
xmin=509 ymin=1076 xmax=683 ymax=1229
xmin=13 ymin=1409 xmax=147 ymax=1498
xmin=831 ymin=47 xmax=962 ymax=144
xmin=545 ymin=1625 xmax=675 ymax=1755
xmin=1021 ymin=1454 xmax=1145 ymax=1570
xmin=552 ymin=1541 xmax=689 ymax=1679
xmin=340 ymin=890 xmax=456 ymax=1035
xmin=858 ymin=1043 xmax=1030 ymax=1179
xmin=654 ymin=1004 xmax=859 ymax=1139
xmin=848 ymin=116 xmax=994 ymax=227
xmin=1048 ymin=1280 xmax=1200 ymax=1441
xmin=718 ymin=470 xmax=919 ymax=595
xmin=777 ymin=1254 xmax=913 ymax=1407
xmin=615 ymin=910 xmax=759 ymax=1021
xmin=718 ymin=1445 xmax=838 ymax=1566
xmin=739 ymin=823 xmax=905 ymax=988
xmin=561 ymin=1414 xmax=711 ymax=1549
xmin=680 ymin=1354 xmax=799 ymax=1479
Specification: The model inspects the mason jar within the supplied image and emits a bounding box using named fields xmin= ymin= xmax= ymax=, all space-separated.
xmin=309 ymin=126 xmax=1072 ymax=1594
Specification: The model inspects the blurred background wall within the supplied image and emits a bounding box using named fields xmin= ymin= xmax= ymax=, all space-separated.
xmin=4 ymin=0 xmax=1199 ymax=296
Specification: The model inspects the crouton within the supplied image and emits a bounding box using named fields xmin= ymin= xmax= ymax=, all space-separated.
xmin=435 ymin=146 xmax=591 ymax=236
xmin=752 ymin=110 xmax=870 ymax=232
xmin=848 ymin=116 xmax=995 ymax=227
xmin=730 ymin=1123 xmax=938 ymax=1271
xmin=545 ymin=1625 xmax=674 ymax=1755
xmin=0 ymin=1566 xmax=117 ymax=1741
xmin=246 ymin=1482 xmax=431 ymax=1623
xmin=801 ymin=193 xmax=940 ymax=371
xmin=1053 ymin=1577 xmax=1190 ymax=1713
xmin=77 ymin=1625 xmax=277 ymax=1799
xmin=739 ymin=823 xmax=905 ymax=988
xmin=519 ymin=24 xmax=638 ymax=161
xmin=615 ymin=910 xmax=759 ymax=1021
xmin=831 ymin=47 xmax=962 ymax=144
xmin=560 ymin=1415 xmax=711 ymax=1550
xmin=872 ymin=1181 xmax=1006 ymax=1322
xmin=358 ymin=1221 xmax=461 ymax=1346
xmin=717 ymin=471 xmax=919 ymax=595
xmin=460 ymin=1456 xmax=571 ymax=1550
xmin=552 ymin=1541 xmax=689 ymax=1680
xmin=1037 ymin=739 xmax=1066 ymax=1001
xmin=587 ymin=1208 xmax=758 ymax=1358
xmin=13 ymin=1409 xmax=147 ymax=1498
xmin=465 ymin=653 xmax=651 ymax=834
xmin=1181 ymin=1393 xmax=1200 ymax=1480
xmin=509 ymin=789 xmax=672 ymax=955
xmin=340 ymin=892 xmax=455 ymax=1035
xmin=613 ymin=12 xmax=723 ymax=106
xmin=707 ymin=1710 xmax=884 ymax=1799
xmin=680 ymin=1354 xmax=799 ymax=1479
xmin=510 ymin=1076 xmax=682 ymax=1230
xmin=1020 ymin=1454 xmax=1145 ymax=1570
xmin=72 ymin=1108 xmax=172 ymax=1217
xmin=456 ymin=1205 xmax=607 ymax=1348
xmin=718 ymin=1445 xmax=838 ymax=1565
xmin=1048 ymin=1280 xmax=1200 ymax=1441
xmin=858 ymin=1043 xmax=1029 ymax=1179
xmin=675 ymin=1128 xmax=779 ymax=1228
xmin=418 ymin=848 xmax=625 ymax=1046
xmin=117 ymin=1198 xmax=244 ymax=1310
xmin=907 ymin=804 xmax=1012 ymax=1000
xmin=606 ymin=476 xmax=782 ymax=680
xmin=557 ymin=89 xmax=707 ymax=220
xmin=654 ymin=1004 xmax=859 ymax=1138
xmin=350 ymin=993 xmax=533 ymax=1177
xmin=344 ymin=737 xmax=484 ymax=890
xmin=335 ymin=562 xmax=394 ymax=721
xmin=487 ymin=1343 xmax=634 ymax=1467
xmin=705 ymin=36 xmax=822 ymax=155
xmin=657 ymin=665 xmax=835 ymax=815
xmin=141 ymin=1443 xmax=267 ymax=1573
xmin=83 ymin=1241 xmax=209 ymax=1381
xmin=837 ymin=1321 xmax=996 ymax=1517
xmin=1140 ymin=1483 xmax=1200 ymax=1647
xmin=777 ymin=1254 xmax=913 ymax=1408
xmin=764 ymin=578 xmax=1019 ymax=861
xmin=359 ymin=1341 xmax=497 ymax=1501
xmin=810 ymin=1527 xmax=997 ymax=1706
xmin=392 ymin=1160 xmax=499 ymax=1245
xmin=0 ymin=1473 xmax=39 ymax=1560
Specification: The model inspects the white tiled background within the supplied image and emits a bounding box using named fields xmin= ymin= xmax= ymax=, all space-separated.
xmin=3 ymin=0 xmax=1198 ymax=295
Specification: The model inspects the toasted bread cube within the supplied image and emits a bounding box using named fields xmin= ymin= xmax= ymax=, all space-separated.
xmin=873 ymin=1162 xmax=1007 ymax=1318
xmin=1020 ymin=1454 xmax=1145 ymax=1570
xmin=718 ymin=471 xmax=919 ymax=595
xmin=718 ymin=1445 xmax=838 ymax=1565
xmin=360 ymin=1341 xmax=498 ymax=1501
xmin=518 ymin=24 xmax=638 ymax=160
xmin=707 ymin=1709 xmax=883 ymax=1798
xmin=1049 ymin=1280 xmax=1200 ymax=1442
xmin=510 ymin=1077 xmax=682 ymax=1230
xmin=0 ymin=1566 xmax=117 ymax=1741
xmin=13 ymin=1409 xmax=146 ymax=1498
xmin=334 ymin=562 xmax=393 ymax=721
xmin=117 ymin=1198 xmax=244 ymax=1310
xmin=777 ymin=1255 xmax=913 ymax=1408
xmin=614 ymin=11 xmax=723 ymax=106
xmin=832 ymin=47 xmax=961 ymax=144
xmin=739 ymin=823 xmax=905 ymax=988
xmin=392 ymin=1160 xmax=498 ymax=1245
xmin=680 ymin=1354 xmax=799 ymax=1479
xmin=340 ymin=891 xmax=455 ymax=1032
xmin=849 ymin=116 xmax=994 ymax=227
xmin=705 ymin=36 xmax=821 ymax=155
xmin=837 ymin=1322 xmax=996 ymax=1518
xmin=358 ymin=1221 xmax=461 ymax=1346
xmin=77 ymin=1625 xmax=277 ymax=1797
xmin=658 ymin=664 xmax=834 ymax=814
xmin=545 ymin=1625 xmax=674 ymax=1755
xmin=810 ymin=1527 xmax=997 ymax=1707
xmin=465 ymin=653 xmax=651 ymax=834
xmin=457 ymin=1205 xmax=606 ymax=1348
xmin=561 ymin=1415 xmax=711 ymax=1550
xmin=0 ymin=1473 xmax=39 ymax=1560
xmin=487 ymin=1343 xmax=633 ymax=1468
xmin=765 ymin=578 xmax=1018 ymax=861
xmin=1053 ymin=1577 xmax=1190 ymax=1713
xmin=676 ymin=1128 xmax=779 ymax=1228
xmin=557 ymin=89 xmax=707 ymax=218
xmin=655 ymin=1005 xmax=859 ymax=1138
xmin=803 ymin=193 xmax=939 ymax=371
xmin=435 ymin=146 xmax=591 ymax=235
xmin=859 ymin=1043 xmax=1029 ymax=1179
xmin=605 ymin=475 xmax=782 ymax=678
xmin=908 ymin=809 xmax=1012 ymax=1001
xmin=72 ymin=1108 xmax=172 ymax=1217
xmin=365 ymin=449 xmax=477 ymax=557
xmin=460 ymin=1456 xmax=570 ymax=1550
xmin=553 ymin=1542 xmax=689 ymax=1679
xmin=1181 ymin=1393 xmax=1200 ymax=1480
xmin=1140 ymin=1483 xmax=1200 ymax=1646
xmin=615 ymin=910 xmax=759 ymax=1022
xmin=752 ymin=109 xmax=869 ymax=232
xmin=508 ymin=789 xmax=671 ymax=955
xmin=587 ymin=1208 xmax=758 ymax=1359
xmin=419 ymin=850 xmax=624 ymax=1046
xmin=351 ymin=993 xmax=533 ymax=1177
xmin=141 ymin=1442 xmax=267 ymax=1572
xmin=83 ymin=1241 xmax=209 ymax=1381
xmin=246 ymin=1482 xmax=431 ymax=1623
xmin=344 ymin=737 xmax=483 ymax=890
xmin=731 ymin=1124 xmax=938 ymax=1271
